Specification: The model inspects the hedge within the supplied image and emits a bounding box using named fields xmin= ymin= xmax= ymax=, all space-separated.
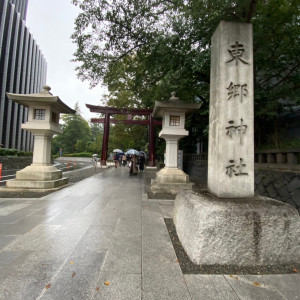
xmin=0 ymin=148 xmax=33 ymax=157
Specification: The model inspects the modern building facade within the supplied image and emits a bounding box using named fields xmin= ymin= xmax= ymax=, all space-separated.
xmin=0 ymin=0 xmax=47 ymax=151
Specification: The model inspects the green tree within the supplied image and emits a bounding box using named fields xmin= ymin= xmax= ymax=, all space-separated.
xmin=72 ymin=0 xmax=300 ymax=150
xmin=52 ymin=103 xmax=92 ymax=154
xmin=87 ymin=123 xmax=103 ymax=153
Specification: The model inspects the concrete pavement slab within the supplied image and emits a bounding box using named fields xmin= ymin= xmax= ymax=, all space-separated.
xmin=38 ymin=251 xmax=106 ymax=300
xmin=225 ymin=274 xmax=300 ymax=300
xmin=0 ymin=166 xmax=299 ymax=299
xmin=184 ymin=275 xmax=239 ymax=300
xmin=92 ymin=272 xmax=141 ymax=300
xmin=0 ymin=250 xmax=33 ymax=277
xmin=0 ymin=235 xmax=17 ymax=249
xmin=142 ymin=263 xmax=191 ymax=300
xmin=4 ymin=224 xmax=61 ymax=251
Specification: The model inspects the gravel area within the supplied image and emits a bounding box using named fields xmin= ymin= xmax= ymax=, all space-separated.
xmin=165 ymin=218 xmax=300 ymax=275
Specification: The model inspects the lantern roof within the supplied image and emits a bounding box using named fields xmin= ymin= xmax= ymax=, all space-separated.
xmin=6 ymin=85 xmax=75 ymax=114
xmin=153 ymin=92 xmax=201 ymax=118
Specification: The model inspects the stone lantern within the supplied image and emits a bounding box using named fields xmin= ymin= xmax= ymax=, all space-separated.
xmin=151 ymin=92 xmax=201 ymax=194
xmin=5 ymin=85 xmax=75 ymax=191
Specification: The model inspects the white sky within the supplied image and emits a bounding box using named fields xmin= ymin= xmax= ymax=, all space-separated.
xmin=26 ymin=0 xmax=106 ymax=121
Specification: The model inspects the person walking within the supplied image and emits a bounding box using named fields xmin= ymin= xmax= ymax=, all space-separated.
xmin=139 ymin=153 xmax=145 ymax=171
xmin=129 ymin=154 xmax=138 ymax=176
xmin=122 ymin=154 xmax=127 ymax=166
xmin=114 ymin=153 xmax=119 ymax=168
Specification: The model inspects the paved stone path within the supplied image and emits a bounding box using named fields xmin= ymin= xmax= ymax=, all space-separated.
xmin=0 ymin=167 xmax=299 ymax=299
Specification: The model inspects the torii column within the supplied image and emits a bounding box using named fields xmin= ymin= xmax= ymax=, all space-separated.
xmin=100 ymin=112 xmax=110 ymax=167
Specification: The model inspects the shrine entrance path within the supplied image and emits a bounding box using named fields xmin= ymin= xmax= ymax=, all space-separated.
xmin=0 ymin=167 xmax=299 ymax=299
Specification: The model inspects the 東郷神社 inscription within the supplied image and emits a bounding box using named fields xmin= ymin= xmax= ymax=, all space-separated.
xmin=208 ymin=21 xmax=254 ymax=198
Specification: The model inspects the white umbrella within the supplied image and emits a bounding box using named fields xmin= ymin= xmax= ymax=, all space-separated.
xmin=113 ymin=149 xmax=123 ymax=153
xmin=125 ymin=149 xmax=140 ymax=155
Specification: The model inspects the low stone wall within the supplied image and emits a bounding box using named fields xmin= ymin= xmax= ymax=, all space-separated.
xmin=183 ymin=160 xmax=207 ymax=188
xmin=255 ymin=169 xmax=300 ymax=213
xmin=56 ymin=156 xmax=94 ymax=163
xmin=0 ymin=156 xmax=32 ymax=170
xmin=183 ymin=159 xmax=300 ymax=213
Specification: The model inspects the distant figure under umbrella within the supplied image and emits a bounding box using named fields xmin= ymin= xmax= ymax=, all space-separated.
xmin=122 ymin=154 xmax=127 ymax=166
xmin=129 ymin=154 xmax=138 ymax=176
xmin=139 ymin=153 xmax=145 ymax=171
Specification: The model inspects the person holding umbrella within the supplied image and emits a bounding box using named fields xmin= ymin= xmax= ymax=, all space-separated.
xmin=113 ymin=149 xmax=123 ymax=168
xmin=139 ymin=153 xmax=145 ymax=171
xmin=129 ymin=154 xmax=138 ymax=176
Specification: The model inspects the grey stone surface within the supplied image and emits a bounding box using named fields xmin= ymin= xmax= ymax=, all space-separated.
xmin=288 ymin=176 xmax=300 ymax=193
xmin=257 ymin=182 xmax=265 ymax=194
xmin=174 ymin=190 xmax=300 ymax=266
xmin=40 ymin=251 xmax=106 ymax=300
xmin=92 ymin=272 xmax=141 ymax=300
xmin=208 ymin=21 xmax=254 ymax=198
xmin=224 ymin=274 xmax=300 ymax=300
xmin=0 ymin=156 xmax=32 ymax=170
xmin=263 ymin=174 xmax=275 ymax=186
xmin=184 ymin=275 xmax=239 ymax=300
xmin=273 ymin=177 xmax=287 ymax=190
xmin=292 ymin=188 xmax=300 ymax=206
xmin=0 ymin=166 xmax=299 ymax=299
xmin=266 ymin=184 xmax=278 ymax=198
xmin=278 ymin=186 xmax=291 ymax=201
xmin=4 ymin=224 xmax=61 ymax=251
xmin=0 ymin=235 xmax=17 ymax=249
xmin=142 ymin=263 xmax=191 ymax=300
xmin=0 ymin=250 xmax=33 ymax=280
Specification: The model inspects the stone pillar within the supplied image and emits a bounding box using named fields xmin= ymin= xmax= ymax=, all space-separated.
xmin=32 ymin=133 xmax=53 ymax=165
xmin=174 ymin=21 xmax=300 ymax=268
xmin=164 ymin=137 xmax=179 ymax=168
xmin=208 ymin=21 xmax=254 ymax=198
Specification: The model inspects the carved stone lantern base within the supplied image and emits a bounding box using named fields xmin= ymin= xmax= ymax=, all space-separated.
xmin=5 ymin=165 xmax=68 ymax=191
xmin=150 ymin=168 xmax=194 ymax=195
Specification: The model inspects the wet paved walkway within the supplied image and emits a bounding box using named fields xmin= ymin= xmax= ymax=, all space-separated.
xmin=0 ymin=167 xmax=299 ymax=299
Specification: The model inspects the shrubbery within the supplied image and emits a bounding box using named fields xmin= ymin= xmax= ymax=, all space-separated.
xmin=0 ymin=148 xmax=33 ymax=157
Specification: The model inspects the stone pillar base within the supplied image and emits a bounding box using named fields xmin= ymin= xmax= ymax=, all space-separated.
xmin=5 ymin=164 xmax=69 ymax=191
xmin=150 ymin=167 xmax=194 ymax=194
xmin=14 ymin=164 xmax=62 ymax=181
xmin=6 ymin=178 xmax=68 ymax=190
xmin=155 ymin=167 xmax=190 ymax=183
xmin=174 ymin=190 xmax=300 ymax=266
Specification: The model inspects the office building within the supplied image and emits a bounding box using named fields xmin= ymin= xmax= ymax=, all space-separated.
xmin=0 ymin=0 xmax=47 ymax=150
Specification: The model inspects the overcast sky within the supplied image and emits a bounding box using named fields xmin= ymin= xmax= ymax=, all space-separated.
xmin=26 ymin=0 xmax=106 ymax=121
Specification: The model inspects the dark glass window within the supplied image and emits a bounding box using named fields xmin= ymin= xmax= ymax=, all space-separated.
xmin=34 ymin=109 xmax=45 ymax=120
xmin=170 ymin=115 xmax=180 ymax=126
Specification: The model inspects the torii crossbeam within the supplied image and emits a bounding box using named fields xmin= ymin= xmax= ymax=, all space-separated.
xmin=86 ymin=104 xmax=161 ymax=167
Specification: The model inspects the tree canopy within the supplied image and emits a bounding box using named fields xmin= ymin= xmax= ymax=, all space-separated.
xmin=72 ymin=0 xmax=300 ymax=150
xmin=52 ymin=103 xmax=103 ymax=155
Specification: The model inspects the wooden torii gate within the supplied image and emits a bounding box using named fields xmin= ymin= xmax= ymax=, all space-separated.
xmin=86 ymin=104 xmax=161 ymax=167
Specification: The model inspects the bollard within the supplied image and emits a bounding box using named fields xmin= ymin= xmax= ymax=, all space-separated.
xmin=0 ymin=163 xmax=2 ymax=178
xmin=67 ymin=161 xmax=69 ymax=169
